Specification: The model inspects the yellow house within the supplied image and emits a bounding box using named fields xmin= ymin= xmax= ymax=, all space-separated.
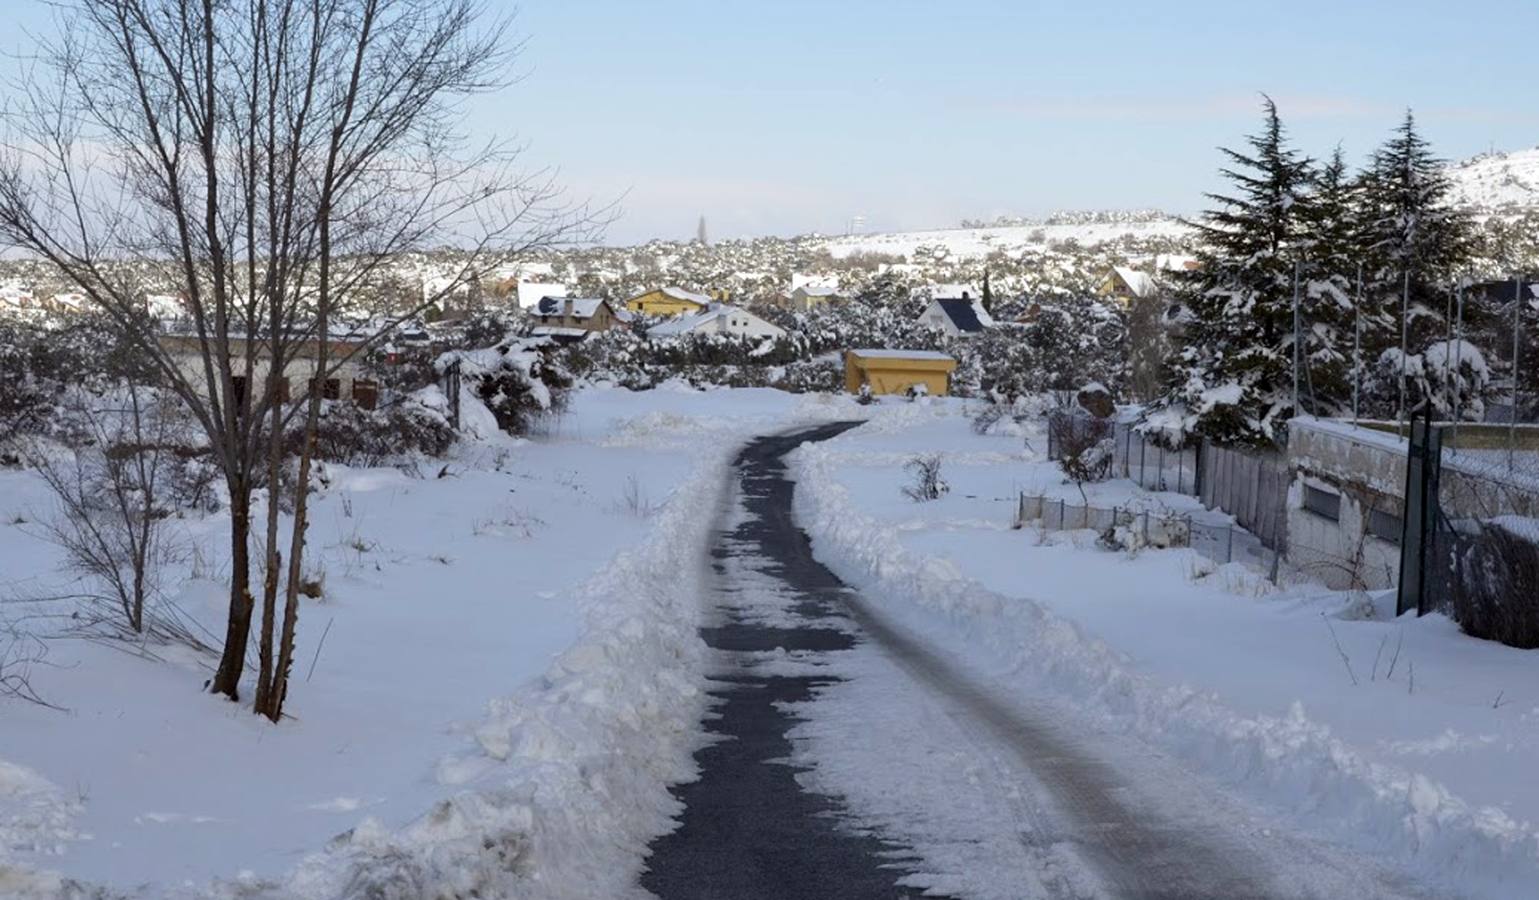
xmin=844 ymin=349 xmax=957 ymax=397
xmin=625 ymin=286 xmax=713 ymax=317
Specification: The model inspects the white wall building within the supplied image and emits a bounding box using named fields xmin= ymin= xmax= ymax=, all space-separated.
xmin=647 ymin=303 xmax=786 ymax=341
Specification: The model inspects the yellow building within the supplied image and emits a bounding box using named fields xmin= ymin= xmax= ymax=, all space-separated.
xmin=625 ymin=286 xmax=713 ymax=317
xmin=844 ymin=349 xmax=957 ymax=397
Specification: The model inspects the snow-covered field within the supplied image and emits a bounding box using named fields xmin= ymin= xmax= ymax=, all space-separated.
xmin=788 ymin=400 xmax=1539 ymax=899
xmin=5 ymin=387 xmax=1537 ymax=898
xmin=820 ymin=218 xmax=1192 ymax=262
xmin=0 ymin=385 xmax=855 ymax=898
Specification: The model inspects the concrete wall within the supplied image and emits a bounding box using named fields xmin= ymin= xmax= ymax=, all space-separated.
xmin=1286 ymin=422 xmax=1406 ymax=590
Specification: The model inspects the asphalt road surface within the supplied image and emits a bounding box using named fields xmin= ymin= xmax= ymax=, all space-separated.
xmin=641 ymin=423 xmax=1434 ymax=900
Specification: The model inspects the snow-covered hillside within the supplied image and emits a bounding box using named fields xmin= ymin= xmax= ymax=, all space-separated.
xmin=1447 ymin=147 xmax=1539 ymax=211
xmin=819 ymin=217 xmax=1192 ymax=262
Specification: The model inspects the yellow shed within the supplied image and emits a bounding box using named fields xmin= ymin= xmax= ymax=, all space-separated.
xmin=625 ymin=286 xmax=712 ymax=317
xmin=844 ymin=349 xmax=957 ymax=396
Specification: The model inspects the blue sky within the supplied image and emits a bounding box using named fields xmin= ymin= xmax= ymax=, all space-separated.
xmin=8 ymin=1 xmax=1539 ymax=244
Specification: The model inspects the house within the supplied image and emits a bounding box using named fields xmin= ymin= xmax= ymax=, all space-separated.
xmin=1285 ymin=417 xmax=1539 ymax=589
xmin=1098 ymin=267 xmax=1159 ymax=308
xmin=158 ymin=330 xmax=380 ymax=410
xmin=785 ymin=285 xmax=844 ymax=311
xmin=529 ymin=296 xmax=624 ymax=342
xmin=646 ymin=303 xmax=785 ymax=340
xmin=918 ymin=295 xmax=994 ymax=337
xmin=516 ymin=280 xmax=568 ymax=311
xmin=625 ymin=286 xmax=713 ymax=318
xmin=844 ymin=349 xmax=957 ymax=396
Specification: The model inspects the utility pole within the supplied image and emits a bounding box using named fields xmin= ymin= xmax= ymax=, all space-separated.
xmin=1292 ymin=260 xmax=1302 ymax=419
xmin=1353 ymin=263 xmax=1362 ymax=426
xmin=1398 ymin=270 xmax=1410 ymax=437
xmin=1512 ymin=275 xmax=1523 ymax=471
xmin=1451 ymin=277 xmax=1465 ymax=451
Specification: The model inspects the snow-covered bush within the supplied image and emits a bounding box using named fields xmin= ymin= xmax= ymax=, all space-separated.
xmin=1049 ymin=405 xmax=1114 ymax=487
xmin=443 ymin=337 xmax=573 ymax=436
xmin=1368 ymin=341 xmax=1490 ymax=421
xmin=294 ymin=399 xmax=457 ymax=466
xmin=775 ymin=356 xmax=843 ymax=394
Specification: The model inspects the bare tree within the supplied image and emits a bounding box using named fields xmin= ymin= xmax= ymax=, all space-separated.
xmin=25 ymin=385 xmax=185 ymax=642
xmin=0 ymin=0 xmax=600 ymax=721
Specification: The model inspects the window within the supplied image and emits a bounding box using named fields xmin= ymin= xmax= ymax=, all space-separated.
xmin=352 ymin=379 xmax=379 ymax=411
xmin=1368 ymin=507 xmax=1402 ymax=544
xmin=310 ymin=377 xmax=341 ymax=400
xmin=1302 ymin=485 xmax=1341 ymax=522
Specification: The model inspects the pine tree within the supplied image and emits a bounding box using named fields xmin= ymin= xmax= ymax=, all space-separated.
xmin=696 ymin=215 xmax=708 ymax=245
xmin=1149 ymin=97 xmax=1315 ymax=447
xmin=1356 ymin=110 xmax=1474 ymax=416
xmin=981 ymin=268 xmax=993 ymax=313
xmin=1294 ymin=145 xmax=1361 ymax=416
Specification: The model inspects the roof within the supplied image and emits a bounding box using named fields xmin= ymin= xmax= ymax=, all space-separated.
xmin=646 ymin=303 xmax=783 ymax=339
xmin=529 ymin=326 xmax=590 ymax=340
xmin=647 ymin=304 xmax=729 ymax=338
xmin=929 ymin=283 xmax=977 ymax=300
xmin=516 ymin=281 xmax=567 ymax=309
xmin=848 ymin=349 xmax=955 ymax=361
xmin=655 ymin=286 xmax=712 ymax=305
xmin=534 ymin=296 xmax=608 ymax=319
xmin=793 ymin=285 xmax=843 ymax=297
xmin=1110 ymin=267 xmax=1158 ymax=298
xmin=932 ymin=297 xmax=994 ymax=332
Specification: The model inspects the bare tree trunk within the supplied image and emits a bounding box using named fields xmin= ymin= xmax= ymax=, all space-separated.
xmin=212 ymin=481 xmax=254 ymax=700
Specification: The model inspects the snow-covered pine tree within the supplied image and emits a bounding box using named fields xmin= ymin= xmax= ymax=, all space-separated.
xmin=1149 ymin=97 xmax=1314 ymax=448
xmin=1355 ymin=110 xmax=1474 ymax=417
xmin=1294 ymin=145 xmax=1361 ymax=417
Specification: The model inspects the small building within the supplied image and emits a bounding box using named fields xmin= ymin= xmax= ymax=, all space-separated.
xmin=1098 ymin=266 xmax=1159 ymax=308
xmin=785 ymin=285 xmax=844 ymax=311
xmin=844 ymin=349 xmax=957 ymax=397
xmin=919 ymin=295 xmax=994 ymax=338
xmin=158 ymin=331 xmax=378 ymax=410
xmin=647 ymin=303 xmax=785 ymax=341
xmin=625 ymin=286 xmax=713 ymax=318
xmin=529 ymin=296 xmax=624 ymax=341
xmin=1286 ymin=417 xmax=1539 ymax=589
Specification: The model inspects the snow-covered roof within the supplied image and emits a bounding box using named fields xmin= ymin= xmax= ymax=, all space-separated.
xmin=658 ymin=286 xmax=712 ymax=305
xmin=929 ymin=297 xmax=995 ymax=332
xmin=646 ymin=303 xmax=782 ymax=339
xmin=929 ymin=282 xmax=977 ymax=300
xmin=529 ymin=326 xmax=590 ymax=339
xmin=516 ymin=281 xmax=567 ymax=310
xmin=848 ymin=349 xmax=955 ymax=361
xmin=793 ymin=285 xmax=843 ymax=297
xmin=1110 ymin=267 xmax=1158 ymax=298
xmin=790 ymin=273 xmax=839 ymax=292
xmin=534 ymin=296 xmax=609 ymax=319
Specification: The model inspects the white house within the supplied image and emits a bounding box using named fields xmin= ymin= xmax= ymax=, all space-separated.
xmin=647 ymin=303 xmax=786 ymax=341
xmin=918 ymin=296 xmax=994 ymax=338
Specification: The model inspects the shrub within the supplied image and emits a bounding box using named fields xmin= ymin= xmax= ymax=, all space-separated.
xmin=1443 ymin=523 xmax=1539 ymax=649
xmin=296 ymin=400 xmax=456 ymax=466
xmin=901 ymin=454 xmax=948 ymax=502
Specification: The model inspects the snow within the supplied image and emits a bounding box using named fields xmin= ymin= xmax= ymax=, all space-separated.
xmin=0 ymin=386 xmax=863 ymax=897
xmin=848 ymin=348 xmax=954 ymax=361
xmin=1447 ymin=147 xmax=1539 ymax=211
xmin=515 ymin=281 xmax=567 ymax=310
xmin=821 ymin=218 xmax=1193 ymax=261
xmin=787 ymin=401 xmax=1539 ymax=900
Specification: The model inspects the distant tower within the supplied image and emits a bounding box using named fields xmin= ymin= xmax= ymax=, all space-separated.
xmin=696 ymin=215 xmax=708 ymax=245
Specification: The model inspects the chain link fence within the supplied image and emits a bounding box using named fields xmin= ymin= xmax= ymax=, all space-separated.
xmin=1014 ymin=493 xmax=1279 ymax=571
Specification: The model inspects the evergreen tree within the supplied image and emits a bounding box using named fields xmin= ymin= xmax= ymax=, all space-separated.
xmin=696 ymin=215 xmax=708 ymax=245
xmin=1294 ymin=145 xmax=1361 ymax=416
xmin=981 ymin=268 xmax=993 ymax=313
xmin=1150 ymin=97 xmax=1315 ymax=447
xmin=1355 ymin=110 xmax=1474 ymax=415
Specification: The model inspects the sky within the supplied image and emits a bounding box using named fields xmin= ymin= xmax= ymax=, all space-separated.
xmin=7 ymin=1 xmax=1539 ymax=245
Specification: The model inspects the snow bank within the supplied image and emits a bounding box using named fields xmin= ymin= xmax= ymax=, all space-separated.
xmin=788 ymin=441 xmax=1539 ymax=900
xmin=267 ymin=451 xmax=726 ymax=899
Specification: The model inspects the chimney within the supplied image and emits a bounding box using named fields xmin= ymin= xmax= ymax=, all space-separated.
xmin=563 ymin=297 xmax=574 ymax=317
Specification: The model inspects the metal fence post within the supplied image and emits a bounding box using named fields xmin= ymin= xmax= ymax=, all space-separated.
xmin=1225 ymin=523 xmax=1235 ymax=564
xmin=1057 ymin=497 xmax=1065 ymax=531
xmin=1142 ymin=509 xmax=1150 ymax=544
xmin=1139 ymin=439 xmax=1147 ymax=488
